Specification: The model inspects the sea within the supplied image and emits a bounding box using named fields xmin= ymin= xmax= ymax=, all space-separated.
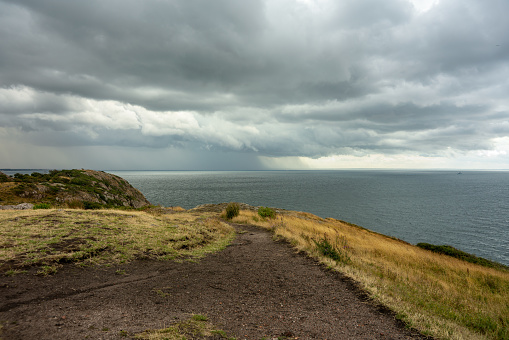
xmin=3 ymin=169 xmax=508 ymax=266
xmin=107 ymin=170 xmax=509 ymax=267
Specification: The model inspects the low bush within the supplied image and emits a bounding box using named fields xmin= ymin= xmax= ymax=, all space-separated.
xmin=83 ymin=201 xmax=103 ymax=210
xmin=66 ymin=200 xmax=84 ymax=209
xmin=258 ymin=206 xmax=275 ymax=219
xmin=313 ymin=234 xmax=350 ymax=264
xmin=0 ymin=172 xmax=10 ymax=183
xmin=12 ymin=183 xmax=37 ymax=196
xmin=416 ymin=243 xmax=508 ymax=270
xmin=33 ymin=203 xmax=51 ymax=210
xmin=225 ymin=202 xmax=240 ymax=220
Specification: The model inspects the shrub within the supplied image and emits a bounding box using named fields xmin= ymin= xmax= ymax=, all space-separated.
xmin=66 ymin=200 xmax=84 ymax=209
xmin=225 ymin=202 xmax=240 ymax=220
xmin=0 ymin=172 xmax=10 ymax=183
xmin=13 ymin=173 xmax=35 ymax=183
xmin=83 ymin=201 xmax=103 ymax=210
xmin=33 ymin=203 xmax=51 ymax=210
xmin=70 ymin=177 xmax=91 ymax=186
xmin=313 ymin=234 xmax=351 ymax=264
xmin=258 ymin=206 xmax=276 ymax=219
xmin=416 ymin=243 xmax=508 ymax=270
xmin=12 ymin=183 xmax=37 ymax=196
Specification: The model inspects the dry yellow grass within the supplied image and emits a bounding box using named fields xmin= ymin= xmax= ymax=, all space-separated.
xmin=232 ymin=210 xmax=509 ymax=340
xmin=0 ymin=209 xmax=234 ymax=275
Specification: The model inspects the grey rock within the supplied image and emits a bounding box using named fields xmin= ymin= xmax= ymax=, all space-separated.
xmin=0 ymin=203 xmax=34 ymax=210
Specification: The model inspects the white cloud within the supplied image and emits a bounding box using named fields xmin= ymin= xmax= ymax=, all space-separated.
xmin=407 ymin=0 xmax=440 ymax=13
xmin=139 ymin=110 xmax=199 ymax=137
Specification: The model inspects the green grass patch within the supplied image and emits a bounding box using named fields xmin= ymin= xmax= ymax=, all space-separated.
xmin=258 ymin=206 xmax=276 ymax=219
xmin=313 ymin=234 xmax=351 ymax=264
xmin=134 ymin=314 xmax=236 ymax=340
xmin=4 ymin=269 xmax=27 ymax=276
xmin=416 ymin=243 xmax=509 ymax=271
xmin=33 ymin=203 xmax=52 ymax=210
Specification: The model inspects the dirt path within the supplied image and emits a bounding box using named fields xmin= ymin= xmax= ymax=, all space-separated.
xmin=0 ymin=224 xmax=429 ymax=339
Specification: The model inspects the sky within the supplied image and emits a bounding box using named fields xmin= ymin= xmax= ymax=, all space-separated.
xmin=1 ymin=0 xmax=508 ymax=170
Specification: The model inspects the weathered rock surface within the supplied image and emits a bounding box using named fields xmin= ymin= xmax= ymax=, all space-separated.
xmin=0 ymin=203 xmax=34 ymax=210
xmin=0 ymin=169 xmax=151 ymax=208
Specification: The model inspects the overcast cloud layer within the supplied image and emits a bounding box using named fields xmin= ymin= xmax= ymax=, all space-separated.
xmin=1 ymin=0 xmax=508 ymax=170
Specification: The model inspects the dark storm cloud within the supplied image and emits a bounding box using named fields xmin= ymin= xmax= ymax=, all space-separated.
xmin=1 ymin=0 xmax=509 ymax=169
xmin=0 ymin=0 xmax=267 ymax=101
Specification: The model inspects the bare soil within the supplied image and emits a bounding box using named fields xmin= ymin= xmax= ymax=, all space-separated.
xmin=0 ymin=223 xmax=431 ymax=339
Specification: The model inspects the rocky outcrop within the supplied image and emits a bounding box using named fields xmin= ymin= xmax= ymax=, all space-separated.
xmin=1 ymin=169 xmax=151 ymax=208
xmin=0 ymin=203 xmax=34 ymax=210
xmin=57 ymin=170 xmax=151 ymax=208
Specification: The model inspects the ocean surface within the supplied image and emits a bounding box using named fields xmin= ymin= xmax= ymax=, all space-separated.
xmin=107 ymin=170 xmax=509 ymax=266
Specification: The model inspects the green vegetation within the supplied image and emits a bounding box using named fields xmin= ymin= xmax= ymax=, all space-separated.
xmin=258 ymin=206 xmax=276 ymax=219
xmin=191 ymin=314 xmax=208 ymax=322
xmin=152 ymin=287 xmax=172 ymax=298
xmin=33 ymin=203 xmax=51 ymax=210
xmin=4 ymin=269 xmax=27 ymax=276
xmin=0 ymin=209 xmax=234 ymax=275
xmin=0 ymin=171 xmax=10 ymax=183
xmin=135 ymin=314 xmax=236 ymax=340
xmin=83 ymin=201 xmax=103 ymax=210
xmin=36 ymin=264 xmax=59 ymax=276
xmin=225 ymin=202 xmax=240 ymax=220
xmin=417 ymin=243 xmax=509 ymax=271
xmin=313 ymin=234 xmax=351 ymax=264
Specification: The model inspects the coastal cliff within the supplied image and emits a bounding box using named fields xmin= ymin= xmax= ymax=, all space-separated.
xmin=0 ymin=169 xmax=150 ymax=208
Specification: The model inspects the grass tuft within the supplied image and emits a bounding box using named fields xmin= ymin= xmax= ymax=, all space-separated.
xmin=225 ymin=202 xmax=240 ymax=220
xmin=313 ymin=234 xmax=351 ymax=264
xmin=134 ymin=314 xmax=235 ymax=340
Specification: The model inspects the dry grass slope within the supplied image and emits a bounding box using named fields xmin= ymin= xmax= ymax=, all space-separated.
xmin=231 ymin=210 xmax=509 ymax=340
xmin=0 ymin=209 xmax=235 ymax=275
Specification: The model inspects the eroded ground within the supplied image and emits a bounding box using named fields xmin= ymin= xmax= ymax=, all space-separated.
xmin=0 ymin=224 xmax=429 ymax=340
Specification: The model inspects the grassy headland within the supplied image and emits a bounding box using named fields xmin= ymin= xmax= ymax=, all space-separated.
xmin=0 ymin=208 xmax=234 ymax=276
xmin=231 ymin=209 xmax=509 ymax=340
xmin=2 ymin=172 xmax=508 ymax=340
xmin=0 ymin=169 xmax=150 ymax=208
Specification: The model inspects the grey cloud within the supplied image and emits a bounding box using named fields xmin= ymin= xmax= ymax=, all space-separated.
xmin=329 ymin=0 xmax=413 ymax=29
xmin=1 ymin=0 xmax=508 ymax=169
xmin=390 ymin=1 xmax=509 ymax=80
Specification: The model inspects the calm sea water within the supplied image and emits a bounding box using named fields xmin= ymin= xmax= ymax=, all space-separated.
xmin=108 ymin=170 xmax=509 ymax=266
